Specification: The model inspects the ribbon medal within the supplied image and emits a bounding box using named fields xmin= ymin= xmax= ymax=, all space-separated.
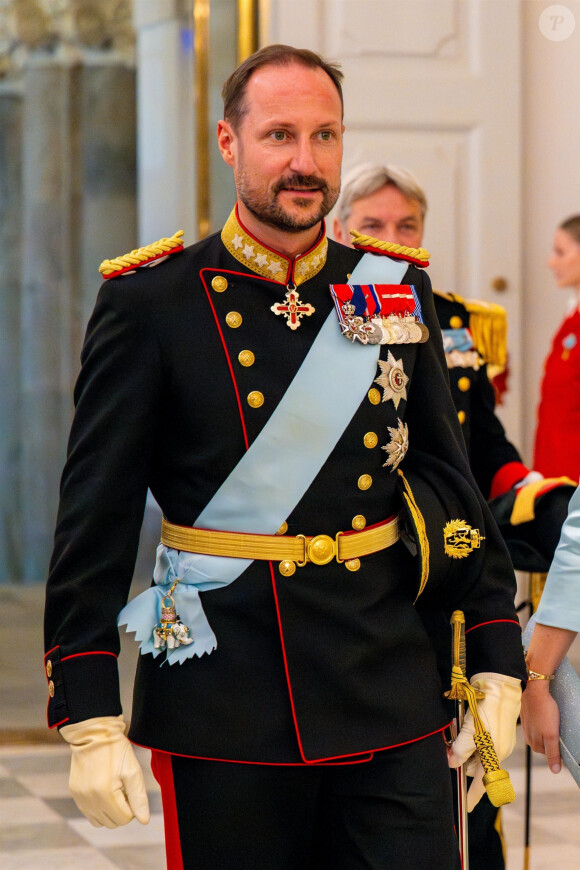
xmin=561 ymin=331 xmax=577 ymax=361
xmin=330 ymin=283 xmax=428 ymax=345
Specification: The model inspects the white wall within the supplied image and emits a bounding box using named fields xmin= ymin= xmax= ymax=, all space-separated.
xmin=521 ymin=0 xmax=580 ymax=462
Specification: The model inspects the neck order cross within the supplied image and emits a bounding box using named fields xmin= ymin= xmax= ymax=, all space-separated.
xmin=271 ymin=285 xmax=315 ymax=330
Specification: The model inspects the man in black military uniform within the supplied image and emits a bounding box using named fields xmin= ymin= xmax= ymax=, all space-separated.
xmin=44 ymin=46 xmax=526 ymax=870
xmin=333 ymin=161 xmax=575 ymax=870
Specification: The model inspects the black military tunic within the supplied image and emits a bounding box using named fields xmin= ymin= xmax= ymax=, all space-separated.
xmin=44 ymin=209 xmax=525 ymax=766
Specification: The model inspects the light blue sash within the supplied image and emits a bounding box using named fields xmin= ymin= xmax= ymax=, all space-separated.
xmin=119 ymin=253 xmax=409 ymax=662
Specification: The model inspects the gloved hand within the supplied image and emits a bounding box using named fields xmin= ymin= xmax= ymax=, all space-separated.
xmin=447 ymin=672 xmax=522 ymax=811
xmin=514 ymin=470 xmax=544 ymax=489
xmin=60 ymin=714 xmax=150 ymax=828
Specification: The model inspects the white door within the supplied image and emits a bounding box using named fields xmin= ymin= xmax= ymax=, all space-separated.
xmin=267 ymin=0 xmax=523 ymax=444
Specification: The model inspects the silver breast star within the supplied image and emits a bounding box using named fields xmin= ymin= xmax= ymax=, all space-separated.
xmin=374 ymin=351 xmax=409 ymax=408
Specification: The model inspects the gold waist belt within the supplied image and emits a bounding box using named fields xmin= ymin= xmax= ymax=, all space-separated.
xmin=161 ymin=514 xmax=400 ymax=567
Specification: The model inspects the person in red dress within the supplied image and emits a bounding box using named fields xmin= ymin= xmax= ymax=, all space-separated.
xmin=533 ymin=215 xmax=580 ymax=481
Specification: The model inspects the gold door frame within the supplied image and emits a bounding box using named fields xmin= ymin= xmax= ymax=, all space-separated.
xmin=194 ymin=0 xmax=260 ymax=239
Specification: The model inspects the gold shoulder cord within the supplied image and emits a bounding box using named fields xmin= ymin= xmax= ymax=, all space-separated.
xmin=397 ymin=470 xmax=429 ymax=602
xmin=98 ymin=230 xmax=185 ymax=277
xmin=348 ymin=230 xmax=430 ymax=264
xmin=445 ymin=610 xmax=516 ymax=807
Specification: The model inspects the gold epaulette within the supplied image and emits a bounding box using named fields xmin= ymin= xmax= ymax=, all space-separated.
xmin=349 ymin=231 xmax=430 ymax=267
xmin=464 ymin=299 xmax=507 ymax=372
xmin=98 ymin=230 xmax=185 ymax=279
xmin=433 ymin=288 xmax=465 ymax=305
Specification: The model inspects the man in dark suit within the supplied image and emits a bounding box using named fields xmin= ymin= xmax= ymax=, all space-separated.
xmin=333 ymin=161 xmax=574 ymax=870
xmin=44 ymin=46 xmax=525 ymax=869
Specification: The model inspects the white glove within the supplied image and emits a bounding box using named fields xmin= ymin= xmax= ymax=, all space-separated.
xmin=60 ymin=715 xmax=150 ymax=828
xmin=447 ymin=672 xmax=522 ymax=811
xmin=514 ymin=470 xmax=544 ymax=489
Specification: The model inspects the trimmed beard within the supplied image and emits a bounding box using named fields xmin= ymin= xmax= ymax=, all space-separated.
xmin=237 ymin=172 xmax=340 ymax=234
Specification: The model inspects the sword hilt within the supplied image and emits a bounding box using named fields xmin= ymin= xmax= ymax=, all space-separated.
xmin=445 ymin=610 xmax=515 ymax=808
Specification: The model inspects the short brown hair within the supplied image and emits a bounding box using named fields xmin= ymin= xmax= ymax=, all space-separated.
xmin=221 ymin=43 xmax=344 ymax=129
xmin=560 ymin=214 xmax=580 ymax=245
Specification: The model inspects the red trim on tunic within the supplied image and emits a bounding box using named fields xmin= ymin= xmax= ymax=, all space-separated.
xmin=201 ymin=267 xmax=275 ymax=451
xmin=151 ymin=750 xmax=184 ymax=870
xmin=465 ymin=619 xmax=521 ymax=634
xmin=60 ymin=650 xmax=118 ymax=662
xmin=232 ymin=203 xmax=327 ymax=285
xmin=489 ymin=462 xmax=529 ymax=499
xmin=269 ymin=560 xmax=452 ymax=763
xmin=139 ymin=741 xmax=373 ymax=767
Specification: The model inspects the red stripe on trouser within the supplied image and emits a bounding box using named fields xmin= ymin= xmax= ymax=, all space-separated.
xmin=151 ymin=750 xmax=184 ymax=870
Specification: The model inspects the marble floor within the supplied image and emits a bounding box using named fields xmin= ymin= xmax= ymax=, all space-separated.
xmin=1 ymin=582 xmax=579 ymax=869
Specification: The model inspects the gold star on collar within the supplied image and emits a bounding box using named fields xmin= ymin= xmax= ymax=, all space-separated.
xmin=374 ymin=351 xmax=409 ymax=408
xmin=221 ymin=206 xmax=328 ymax=286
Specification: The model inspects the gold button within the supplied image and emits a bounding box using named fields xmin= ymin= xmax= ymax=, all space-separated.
xmin=48 ymin=680 xmax=55 ymax=698
xmin=276 ymin=521 xmax=288 ymax=535
xmin=226 ymin=311 xmax=242 ymax=328
xmin=238 ymin=350 xmax=255 ymax=367
xmin=358 ymin=474 xmax=373 ymax=490
xmin=46 ymin=660 xmax=52 ymax=678
xmin=368 ymin=388 xmax=381 ymax=405
xmin=345 ymin=558 xmax=361 ymax=572
xmin=279 ymin=560 xmax=296 ymax=577
xmin=211 ymin=275 xmax=228 ymax=292
xmin=458 ymin=377 xmax=471 ymax=392
xmin=247 ymin=391 xmax=264 ymax=408
xmin=363 ymin=432 xmax=378 ymax=449
xmin=449 ymin=315 xmax=463 ymax=329
xmin=352 ymin=515 xmax=366 ymax=531
xmin=458 ymin=410 xmax=466 ymax=424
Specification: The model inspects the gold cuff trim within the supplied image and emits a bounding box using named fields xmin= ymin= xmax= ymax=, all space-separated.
xmin=161 ymin=515 xmax=400 ymax=566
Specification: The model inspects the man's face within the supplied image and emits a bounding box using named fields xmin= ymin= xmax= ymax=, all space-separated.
xmin=218 ymin=62 xmax=344 ymax=235
xmin=334 ymin=184 xmax=423 ymax=248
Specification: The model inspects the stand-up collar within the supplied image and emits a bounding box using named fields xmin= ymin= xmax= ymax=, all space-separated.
xmin=221 ymin=205 xmax=328 ymax=286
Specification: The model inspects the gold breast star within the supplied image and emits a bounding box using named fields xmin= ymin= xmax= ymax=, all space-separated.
xmin=382 ymin=419 xmax=409 ymax=471
xmin=374 ymin=351 xmax=409 ymax=408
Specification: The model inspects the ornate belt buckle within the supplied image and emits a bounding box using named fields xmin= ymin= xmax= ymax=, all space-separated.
xmin=307 ymin=534 xmax=336 ymax=565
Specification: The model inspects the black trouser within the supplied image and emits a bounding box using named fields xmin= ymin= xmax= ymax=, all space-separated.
xmin=468 ymin=793 xmax=505 ymax=870
xmin=152 ymin=731 xmax=461 ymax=870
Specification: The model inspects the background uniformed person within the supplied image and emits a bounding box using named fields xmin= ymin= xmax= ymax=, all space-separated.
xmin=333 ymin=160 xmax=574 ymax=870
xmin=44 ymin=46 xmax=525 ymax=870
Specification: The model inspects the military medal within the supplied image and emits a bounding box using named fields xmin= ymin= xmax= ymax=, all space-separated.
xmin=442 ymin=327 xmax=482 ymax=370
xmin=561 ymin=332 xmax=577 ymax=361
xmin=152 ymin=578 xmax=194 ymax=651
xmin=330 ymin=283 xmax=429 ymax=345
xmin=375 ymin=351 xmax=409 ymax=408
xmin=382 ymin=419 xmax=409 ymax=470
xmin=271 ymin=284 xmax=315 ymax=330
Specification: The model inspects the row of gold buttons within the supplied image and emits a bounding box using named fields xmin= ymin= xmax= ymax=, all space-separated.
xmin=212 ymin=275 xmax=265 ymax=409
